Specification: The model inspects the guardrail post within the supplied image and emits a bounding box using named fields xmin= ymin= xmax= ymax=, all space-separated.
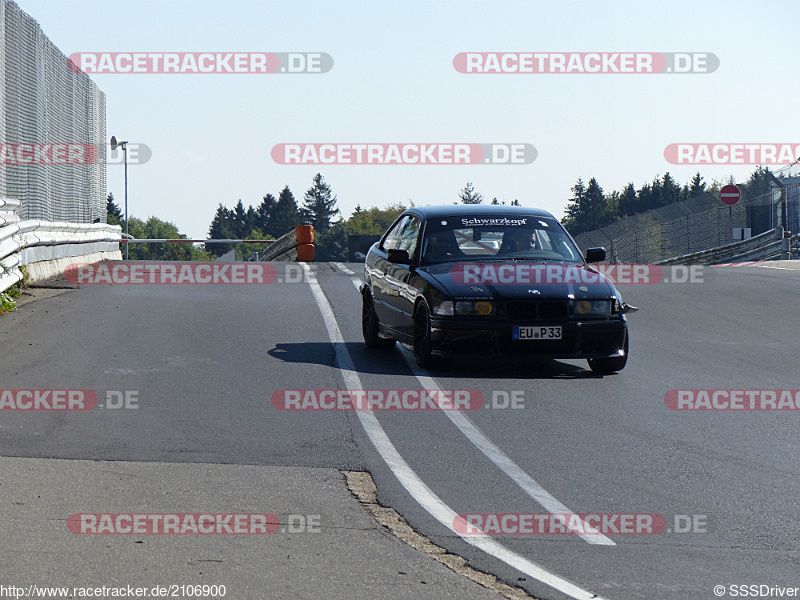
xmin=260 ymin=225 xmax=315 ymax=262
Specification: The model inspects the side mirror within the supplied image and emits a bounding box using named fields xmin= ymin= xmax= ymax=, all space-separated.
xmin=585 ymin=247 xmax=606 ymax=263
xmin=387 ymin=249 xmax=411 ymax=265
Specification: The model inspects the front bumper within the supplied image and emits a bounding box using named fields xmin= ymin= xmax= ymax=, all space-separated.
xmin=429 ymin=317 xmax=627 ymax=359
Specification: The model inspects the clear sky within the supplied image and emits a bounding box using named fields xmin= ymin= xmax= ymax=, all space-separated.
xmin=14 ymin=0 xmax=800 ymax=239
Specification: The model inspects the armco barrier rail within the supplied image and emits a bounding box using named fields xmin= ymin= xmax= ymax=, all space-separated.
xmin=121 ymin=225 xmax=315 ymax=262
xmin=0 ymin=198 xmax=122 ymax=294
xmin=655 ymin=226 xmax=792 ymax=265
xmin=259 ymin=225 xmax=314 ymax=262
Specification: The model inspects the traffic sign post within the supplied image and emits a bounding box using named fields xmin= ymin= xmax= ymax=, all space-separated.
xmin=720 ymin=184 xmax=740 ymax=240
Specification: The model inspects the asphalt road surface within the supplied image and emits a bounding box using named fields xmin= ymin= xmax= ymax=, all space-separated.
xmin=1 ymin=261 xmax=798 ymax=600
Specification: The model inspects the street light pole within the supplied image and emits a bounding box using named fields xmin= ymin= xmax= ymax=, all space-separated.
xmin=110 ymin=136 xmax=129 ymax=259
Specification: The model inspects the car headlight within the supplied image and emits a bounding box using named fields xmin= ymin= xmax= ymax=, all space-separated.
xmin=433 ymin=301 xmax=454 ymax=316
xmin=455 ymin=300 xmax=495 ymax=316
xmin=574 ymin=300 xmax=612 ymax=316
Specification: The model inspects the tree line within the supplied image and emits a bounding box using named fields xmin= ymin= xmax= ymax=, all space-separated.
xmin=560 ymin=167 xmax=775 ymax=235
xmin=107 ymin=171 xmax=778 ymax=261
xmin=107 ymin=173 xmax=408 ymax=261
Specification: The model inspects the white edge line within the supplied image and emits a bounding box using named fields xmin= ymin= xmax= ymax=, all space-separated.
xmin=304 ymin=264 xmax=608 ymax=600
xmin=346 ymin=273 xmax=615 ymax=545
xmin=401 ymin=349 xmax=615 ymax=546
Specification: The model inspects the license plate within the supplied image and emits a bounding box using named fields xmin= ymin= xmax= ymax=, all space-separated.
xmin=513 ymin=326 xmax=562 ymax=340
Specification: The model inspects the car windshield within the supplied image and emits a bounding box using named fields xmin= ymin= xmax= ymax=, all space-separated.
xmin=420 ymin=215 xmax=584 ymax=264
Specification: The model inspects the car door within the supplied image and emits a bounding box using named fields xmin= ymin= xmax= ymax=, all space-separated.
xmin=382 ymin=215 xmax=422 ymax=334
xmin=370 ymin=216 xmax=406 ymax=325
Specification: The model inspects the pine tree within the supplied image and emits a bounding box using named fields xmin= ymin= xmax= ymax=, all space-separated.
xmin=232 ymin=199 xmax=255 ymax=239
xmin=301 ymin=173 xmax=340 ymax=232
xmin=255 ymin=193 xmax=277 ymax=234
xmin=562 ymin=178 xmax=609 ymax=233
xmin=618 ymin=183 xmax=637 ymax=216
xmin=458 ymin=182 xmax=484 ymax=204
xmin=584 ymin=177 xmax=607 ymax=227
xmin=689 ymin=172 xmax=706 ymax=196
xmin=270 ymin=186 xmax=301 ymax=236
xmin=106 ymin=193 xmax=123 ymax=225
xmin=661 ymin=173 xmax=681 ymax=206
xmin=207 ymin=204 xmax=236 ymax=257
xmin=562 ymin=178 xmax=587 ymax=232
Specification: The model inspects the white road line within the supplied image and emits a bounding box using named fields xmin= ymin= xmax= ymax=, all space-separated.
xmin=303 ymin=263 xmax=608 ymax=600
xmin=400 ymin=348 xmax=615 ymax=546
xmin=345 ymin=272 xmax=613 ymax=544
xmin=334 ymin=262 xmax=356 ymax=276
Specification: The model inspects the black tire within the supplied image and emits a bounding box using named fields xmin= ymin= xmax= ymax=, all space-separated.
xmin=587 ymin=332 xmax=628 ymax=374
xmin=413 ymin=302 xmax=435 ymax=368
xmin=362 ymin=291 xmax=395 ymax=349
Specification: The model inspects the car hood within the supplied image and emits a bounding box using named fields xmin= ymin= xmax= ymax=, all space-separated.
xmin=420 ymin=261 xmax=617 ymax=300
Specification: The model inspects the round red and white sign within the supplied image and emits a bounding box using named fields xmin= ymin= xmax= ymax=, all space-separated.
xmin=720 ymin=184 xmax=740 ymax=206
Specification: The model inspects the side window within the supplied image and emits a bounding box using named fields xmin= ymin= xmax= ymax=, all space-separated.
xmin=381 ymin=216 xmax=408 ymax=251
xmin=396 ymin=217 xmax=421 ymax=258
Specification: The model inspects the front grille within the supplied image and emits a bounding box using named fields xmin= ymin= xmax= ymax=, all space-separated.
xmin=505 ymin=301 xmax=537 ymax=321
xmin=505 ymin=300 xmax=568 ymax=322
xmin=539 ymin=301 xmax=568 ymax=320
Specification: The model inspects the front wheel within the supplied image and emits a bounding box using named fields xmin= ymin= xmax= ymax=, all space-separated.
xmin=413 ymin=303 xmax=435 ymax=368
xmin=362 ymin=291 xmax=395 ymax=349
xmin=587 ymin=332 xmax=628 ymax=374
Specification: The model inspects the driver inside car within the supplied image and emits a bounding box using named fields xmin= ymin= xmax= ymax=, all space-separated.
xmin=498 ymin=229 xmax=537 ymax=255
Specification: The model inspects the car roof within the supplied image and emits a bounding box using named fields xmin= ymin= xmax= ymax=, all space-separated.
xmin=401 ymin=204 xmax=557 ymax=221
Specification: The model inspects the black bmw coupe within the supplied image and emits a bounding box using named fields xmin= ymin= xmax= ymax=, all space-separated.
xmin=362 ymin=205 xmax=634 ymax=373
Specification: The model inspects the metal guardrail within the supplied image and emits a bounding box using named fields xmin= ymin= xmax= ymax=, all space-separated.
xmin=259 ymin=225 xmax=314 ymax=262
xmin=0 ymin=198 xmax=122 ymax=294
xmin=120 ymin=225 xmax=315 ymax=262
xmin=655 ymin=227 xmax=792 ymax=265
xmin=1 ymin=195 xmax=314 ymax=296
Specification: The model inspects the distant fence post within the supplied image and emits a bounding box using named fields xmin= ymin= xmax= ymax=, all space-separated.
xmin=686 ymin=215 xmax=690 ymax=254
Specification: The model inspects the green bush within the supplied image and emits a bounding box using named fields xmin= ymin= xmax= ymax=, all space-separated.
xmin=0 ymin=291 xmax=15 ymax=314
xmin=0 ymin=262 xmax=26 ymax=314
